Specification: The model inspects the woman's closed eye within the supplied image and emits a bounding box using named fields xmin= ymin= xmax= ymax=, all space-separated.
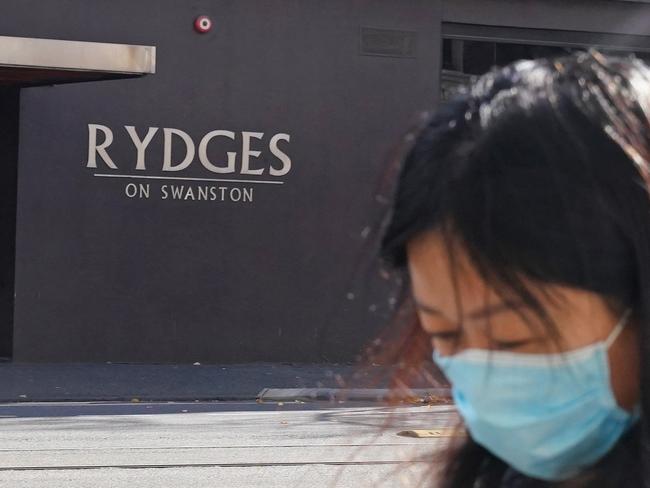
xmin=492 ymin=338 xmax=532 ymax=350
xmin=428 ymin=330 xmax=461 ymax=341
xmin=426 ymin=329 xmax=544 ymax=352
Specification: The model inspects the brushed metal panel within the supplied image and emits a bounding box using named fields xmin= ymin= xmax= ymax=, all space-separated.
xmin=0 ymin=36 xmax=155 ymax=74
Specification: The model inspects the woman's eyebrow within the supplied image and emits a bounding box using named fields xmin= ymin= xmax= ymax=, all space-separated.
xmin=413 ymin=300 xmax=524 ymax=320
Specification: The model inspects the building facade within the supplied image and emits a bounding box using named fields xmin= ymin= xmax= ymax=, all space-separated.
xmin=1 ymin=0 xmax=650 ymax=363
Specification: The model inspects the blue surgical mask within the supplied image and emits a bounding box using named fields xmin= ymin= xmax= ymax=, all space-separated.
xmin=432 ymin=309 xmax=640 ymax=482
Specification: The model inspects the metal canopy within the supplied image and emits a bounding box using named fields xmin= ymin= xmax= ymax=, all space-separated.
xmin=0 ymin=35 xmax=155 ymax=86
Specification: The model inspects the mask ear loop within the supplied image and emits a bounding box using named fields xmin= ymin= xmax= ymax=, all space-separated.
xmin=604 ymin=308 xmax=633 ymax=349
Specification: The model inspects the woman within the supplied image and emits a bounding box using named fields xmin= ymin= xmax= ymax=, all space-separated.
xmin=380 ymin=51 xmax=650 ymax=486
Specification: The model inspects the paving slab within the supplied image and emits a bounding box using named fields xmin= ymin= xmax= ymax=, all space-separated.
xmin=0 ymin=401 xmax=460 ymax=488
xmin=258 ymin=387 xmax=451 ymax=402
xmin=0 ymin=464 xmax=430 ymax=488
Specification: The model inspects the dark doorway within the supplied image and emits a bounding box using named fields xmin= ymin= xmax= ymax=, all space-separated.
xmin=0 ymin=88 xmax=19 ymax=360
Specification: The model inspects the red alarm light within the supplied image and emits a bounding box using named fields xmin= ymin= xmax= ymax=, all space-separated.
xmin=194 ymin=16 xmax=212 ymax=34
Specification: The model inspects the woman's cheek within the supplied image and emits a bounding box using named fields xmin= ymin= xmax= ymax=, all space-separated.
xmin=431 ymin=339 xmax=456 ymax=357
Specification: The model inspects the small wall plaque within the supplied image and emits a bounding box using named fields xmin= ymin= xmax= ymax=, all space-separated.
xmin=360 ymin=27 xmax=418 ymax=58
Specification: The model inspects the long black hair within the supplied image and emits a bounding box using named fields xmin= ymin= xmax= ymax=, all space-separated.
xmin=380 ymin=50 xmax=650 ymax=487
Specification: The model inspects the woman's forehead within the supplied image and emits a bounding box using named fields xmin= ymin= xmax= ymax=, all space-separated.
xmin=407 ymin=231 xmax=497 ymax=312
xmin=406 ymin=231 xmax=604 ymax=324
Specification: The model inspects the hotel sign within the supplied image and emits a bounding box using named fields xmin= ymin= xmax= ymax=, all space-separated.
xmin=85 ymin=124 xmax=292 ymax=203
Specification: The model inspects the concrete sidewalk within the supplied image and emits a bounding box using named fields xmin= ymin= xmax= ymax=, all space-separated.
xmin=0 ymin=363 xmax=448 ymax=403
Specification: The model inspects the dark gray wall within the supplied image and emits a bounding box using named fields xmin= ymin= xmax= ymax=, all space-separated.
xmin=11 ymin=0 xmax=645 ymax=364
xmin=7 ymin=0 xmax=442 ymax=362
